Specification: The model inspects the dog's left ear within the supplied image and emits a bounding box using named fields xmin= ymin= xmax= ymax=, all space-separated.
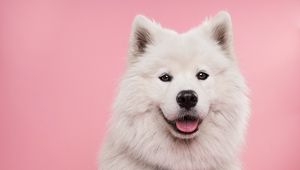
xmin=206 ymin=11 xmax=233 ymax=56
xmin=128 ymin=15 xmax=160 ymax=64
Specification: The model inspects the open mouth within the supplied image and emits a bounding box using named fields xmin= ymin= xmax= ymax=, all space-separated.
xmin=173 ymin=115 xmax=201 ymax=134
xmin=159 ymin=108 xmax=202 ymax=135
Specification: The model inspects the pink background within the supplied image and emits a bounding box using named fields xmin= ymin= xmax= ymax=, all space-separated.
xmin=1 ymin=0 xmax=300 ymax=170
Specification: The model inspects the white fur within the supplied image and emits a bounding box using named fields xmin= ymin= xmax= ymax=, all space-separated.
xmin=99 ymin=11 xmax=250 ymax=170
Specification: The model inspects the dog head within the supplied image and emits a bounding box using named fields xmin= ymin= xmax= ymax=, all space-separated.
xmin=115 ymin=11 xmax=247 ymax=140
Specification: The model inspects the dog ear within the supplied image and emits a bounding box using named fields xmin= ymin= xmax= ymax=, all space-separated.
xmin=206 ymin=11 xmax=233 ymax=56
xmin=128 ymin=15 xmax=160 ymax=63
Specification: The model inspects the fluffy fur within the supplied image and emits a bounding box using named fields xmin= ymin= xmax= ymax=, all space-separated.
xmin=99 ymin=11 xmax=250 ymax=170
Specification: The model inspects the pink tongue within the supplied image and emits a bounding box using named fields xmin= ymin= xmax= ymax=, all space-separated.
xmin=175 ymin=120 xmax=199 ymax=133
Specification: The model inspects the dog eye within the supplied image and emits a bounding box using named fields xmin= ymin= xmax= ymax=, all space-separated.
xmin=159 ymin=73 xmax=173 ymax=82
xmin=196 ymin=71 xmax=209 ymax=80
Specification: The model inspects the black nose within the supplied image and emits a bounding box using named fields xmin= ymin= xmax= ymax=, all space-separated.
xmin=176 ymin=90 xmax=198 ymax=110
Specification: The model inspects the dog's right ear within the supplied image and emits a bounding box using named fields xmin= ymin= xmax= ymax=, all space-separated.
xmin=128 ymin=15 xmax=160 ymax=64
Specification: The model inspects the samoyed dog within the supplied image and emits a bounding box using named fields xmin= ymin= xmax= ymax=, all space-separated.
xmin=99 ymin=11 xmax=250 ymax=170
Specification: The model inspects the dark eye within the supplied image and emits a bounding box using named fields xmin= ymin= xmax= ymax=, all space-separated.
xmin=196 ymin=71 xmax=209 ymax=80
xmin=159 ymin=73 xmax=173 ymax=82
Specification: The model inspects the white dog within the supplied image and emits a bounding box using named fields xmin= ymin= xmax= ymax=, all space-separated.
xmin=99 ymin=11 xmax=250 ymax=170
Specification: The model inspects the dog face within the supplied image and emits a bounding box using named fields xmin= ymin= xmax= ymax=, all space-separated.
xmin=119 ymin=12 xmax=244 ymax=140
